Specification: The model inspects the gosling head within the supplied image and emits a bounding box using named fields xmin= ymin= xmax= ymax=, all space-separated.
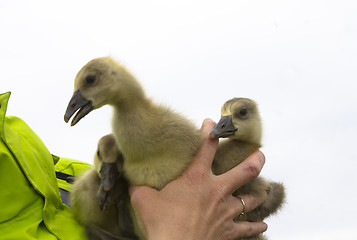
xmin=94 ymin=134 xmax=124 ymax=192
xmin=64 ymin=57 xmax=144 ymax=126
xmin=210 ymin=98 xmax=262 ymax=145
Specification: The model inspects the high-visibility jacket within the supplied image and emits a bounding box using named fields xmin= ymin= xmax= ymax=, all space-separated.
xmin=0 ymin=91 xmax=91 ymax=240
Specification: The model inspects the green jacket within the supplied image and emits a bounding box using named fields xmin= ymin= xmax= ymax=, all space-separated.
xmin=0 ymin=92 xmax=91 ymax=240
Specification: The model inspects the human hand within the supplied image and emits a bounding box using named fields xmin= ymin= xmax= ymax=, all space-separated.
xmin=129 ymin=118 xmax=268 ymax=240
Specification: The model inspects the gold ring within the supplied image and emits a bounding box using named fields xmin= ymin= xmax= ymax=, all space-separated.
xmin=236 ymin=196 xmax=246 ymax=216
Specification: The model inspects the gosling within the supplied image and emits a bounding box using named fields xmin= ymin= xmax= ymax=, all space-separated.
xmin=64 ymin=57 xmax=202 ymax=190
xmin=211 ymin=98 xmax=285 ymax=240
xmin=71 ymin=134 xmax=136 ymax=239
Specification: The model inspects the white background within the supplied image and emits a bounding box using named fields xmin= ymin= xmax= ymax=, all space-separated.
xmin=1 ymin=1 xmax=357 ymax=239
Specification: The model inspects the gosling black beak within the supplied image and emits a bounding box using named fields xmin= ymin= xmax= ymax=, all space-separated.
xmin=64 ymin=90 xmax=94 ymax=126
xmin=210 ymin=115 xmax=237 ymax=139
xmin=100 ymin=162 xmax=120 ymax=192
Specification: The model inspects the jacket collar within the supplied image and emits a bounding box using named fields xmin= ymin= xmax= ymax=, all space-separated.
xmin=0 ymin=92 xmax=11 ymax=141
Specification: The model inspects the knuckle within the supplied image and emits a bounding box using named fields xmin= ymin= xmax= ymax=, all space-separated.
xmin=245 ymin=225 xmax=255 ymax=237
xmin=245 ymin=162 xmax=261 ymax=179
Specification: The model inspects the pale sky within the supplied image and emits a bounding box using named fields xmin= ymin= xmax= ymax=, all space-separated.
xmin=1 ymin=1 xmax=357 ymax=239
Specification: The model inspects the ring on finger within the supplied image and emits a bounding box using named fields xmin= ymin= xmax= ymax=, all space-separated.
xmin=236 ymin=195 xmax=246 ymax=216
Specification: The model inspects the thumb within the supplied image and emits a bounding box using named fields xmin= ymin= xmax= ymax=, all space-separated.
xmin=190 ymin=118 xmax=218 ymax=168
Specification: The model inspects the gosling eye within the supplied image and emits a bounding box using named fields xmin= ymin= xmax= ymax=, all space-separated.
xmin=85 ymin=75 xmax=96 ymax=85
xmin=97 ymin=149 xmax=101 ymax=159
xmin=239 ymin=107 xmax=248 ymax=116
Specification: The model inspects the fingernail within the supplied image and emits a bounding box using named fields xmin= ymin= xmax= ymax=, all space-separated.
xmin=262 ymin=222 xmax=268 ymax=232
xmin=258 ymin=151 xmax=265 ymax=165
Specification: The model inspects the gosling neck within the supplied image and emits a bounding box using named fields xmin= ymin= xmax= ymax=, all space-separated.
xmin=109 ymin=72 xmax=149 ymax=111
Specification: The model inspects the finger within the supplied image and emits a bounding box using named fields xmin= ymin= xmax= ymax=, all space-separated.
xmin=227 ymin=194 xmax=266 ymax=218
xmin=190 ymin=118 xmax=218 ymax=169
xmin=218 ymin=150 xmax=265 ymax=194
xmin=227 ymin=221 xmax=268 ymax=239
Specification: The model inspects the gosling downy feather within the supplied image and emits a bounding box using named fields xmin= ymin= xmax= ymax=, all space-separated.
xmin=71 ymin=134 xmax=136 ymax=239
xmin=211 ymin=98 xmax=285 ymax=240
xmin=64 ymin=57 xmax=202 ymax=190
